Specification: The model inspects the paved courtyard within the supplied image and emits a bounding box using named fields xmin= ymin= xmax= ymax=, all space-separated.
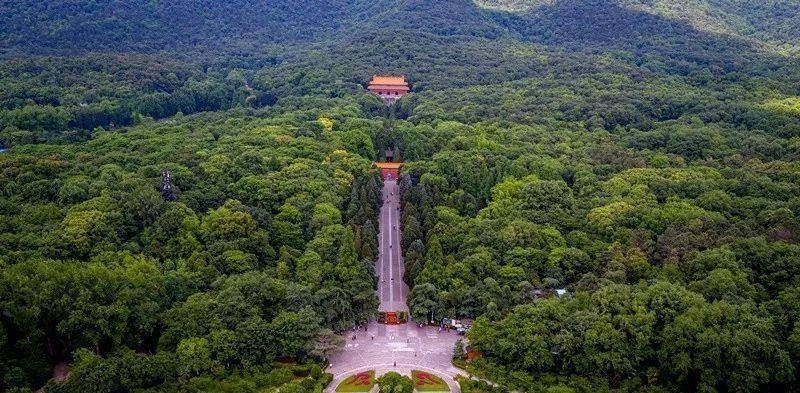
xmin=326 ymin=178 xmax=466 ymax=392
xmin=327 ymin=322 xmax=464 ymax=392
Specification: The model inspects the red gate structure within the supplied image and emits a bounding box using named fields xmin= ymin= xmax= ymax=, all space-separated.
xmin=373 ymin=162 xmax=402 ymax=181
xmin=386 ymin=312 xmax=398 ymax=325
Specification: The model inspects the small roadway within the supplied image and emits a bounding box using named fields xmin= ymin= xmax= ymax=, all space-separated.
xmin=326 ymin=178 xmax=465 ymax=392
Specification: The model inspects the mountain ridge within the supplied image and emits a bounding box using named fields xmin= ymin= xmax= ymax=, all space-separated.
xmin=3 ymin=0 xmax=798 ymax=57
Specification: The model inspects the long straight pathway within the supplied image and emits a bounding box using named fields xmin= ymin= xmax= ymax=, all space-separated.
xmin=326 ymin=176 xmax=464 ymax=392
xmin=378 ymin=179 xmax=408 ymax=312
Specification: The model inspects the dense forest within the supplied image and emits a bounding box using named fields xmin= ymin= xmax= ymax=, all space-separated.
xmin=0 ymin=102 xmax=385 ymax=391
xmin=1 ymin=0 xmax=800 ymax=392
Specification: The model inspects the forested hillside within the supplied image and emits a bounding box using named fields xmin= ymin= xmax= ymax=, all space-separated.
xmin=478 ymin=0 xmax=800 ymax=53
xmin=2 ymin=0 xmax=798 ymax=147
xmin=1 ymin=0 xmax=800 ymax=392
xmin=0 ymin=0 xmax=363 ymax=55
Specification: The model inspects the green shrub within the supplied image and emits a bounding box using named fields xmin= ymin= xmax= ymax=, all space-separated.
xmin=263 ymin=367 xmax=295 ymax=388
xmin=321 ymin=372 xmax=334 ymax=388
xmin=310 ymin=364 xmax=323 ymax=379
xmin=377 ymin=372 xmax=413 ymax=393
xmin=397 ymin=311 xmax=409 ymax=323
xmin=292 ymin=364 xmax=313 ymax=377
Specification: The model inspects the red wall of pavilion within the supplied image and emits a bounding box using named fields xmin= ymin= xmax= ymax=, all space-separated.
xmin=380 ymin=167 xmax=400 ymax=180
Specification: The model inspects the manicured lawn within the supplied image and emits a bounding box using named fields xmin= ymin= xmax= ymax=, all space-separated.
xmin=412 ymin=370 xmax=450 ymax=392
xmin=336 ymin=370 xmax=376 ymax=392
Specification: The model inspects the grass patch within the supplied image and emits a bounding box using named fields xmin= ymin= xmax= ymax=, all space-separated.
xmin=412 ymin=370 xmax=449 ymax=392
xmin=336 ymin=370 xmax=376 ymax=392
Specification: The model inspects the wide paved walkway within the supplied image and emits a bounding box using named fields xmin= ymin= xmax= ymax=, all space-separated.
xmin=326 ymin=179 xmax=465 ymax=392
xmin=378 ymin=179 xmax=408 ymax=313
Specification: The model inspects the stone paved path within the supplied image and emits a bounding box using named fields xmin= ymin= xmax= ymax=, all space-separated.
xmin=377 ymin=179 xmax=408 ymax=312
